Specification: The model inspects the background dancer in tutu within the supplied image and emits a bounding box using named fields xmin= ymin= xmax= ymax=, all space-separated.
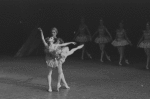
xmin=74 ymin=17 xmax=92 ymax=60
xmin=38 ymin=27 xmax=84 ymax=92
xmin=92 ymin=19 xmax=112 ymax=62
xmin=111 ymin=21 xmax=132 ymax=65
xmin=137 ymin=22 xmax=150 ymax=69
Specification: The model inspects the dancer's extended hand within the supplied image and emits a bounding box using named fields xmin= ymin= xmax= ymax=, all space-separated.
xmin=38 ymin=27 xmax=42 ymax=31
xmin=72 ymin=42 xmax=76 ymax=45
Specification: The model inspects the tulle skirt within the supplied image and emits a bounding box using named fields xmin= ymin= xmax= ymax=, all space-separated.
xmin=112 ymin=39 xmax=129 ymax=46
xmin=46 ymin=57 xmax=59 ymax=68
xmin=95 ymin=36 xmax=110 ymax=44
xmin=75 ymin=34 xmax=90 ymax=43
xmin=139 ymin=40 xmax=150 ymax=48
xmin=57 ymin=47 xmax=69 ymax=64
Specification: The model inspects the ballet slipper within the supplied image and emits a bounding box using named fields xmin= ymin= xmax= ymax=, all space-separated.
xmin=62 ymin=84 xmax=70 ymax=89
xmin=100 ymin=59 xmax=103 ymax=62
xmin=48 ymin=88 xmax=52 ymax=92
xmin=78 ymin=44 xmax=84 ymax=49
xmin=125 ymin=59 xmax=129 ymax=64
xmin=106 ymin=56 xmax=111 ymax=61
xmin=119 ymin=62 xmax=122 ymax=66
xmin=56 ymin=84 xmax=61 ymax=91
xmin=146 ymin=65 xmax=149 ymax=70
xmin=64 ymin=86 xmax=70 ymax=89
xmin=88 ymin=54 xmax=92 ymax=59
xmin=81 ymin=57 xmax=84 ymax=60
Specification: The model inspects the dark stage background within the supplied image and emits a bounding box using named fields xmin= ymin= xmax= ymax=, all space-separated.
xmin=0 ymin=0 xmax=150 ymax=62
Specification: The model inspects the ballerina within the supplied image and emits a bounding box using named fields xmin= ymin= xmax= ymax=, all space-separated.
xmin=74 ymin=17 xmax=92 ymax=60
xmin=38 ymin=27 xmax=84 ymax=92
xmin=92 ymin=19 xmax=112 ymax=62
xmin=137 ymin=22 xmax=150 ymax=69
xmin=111 ymin=21 xmax=131 ymax=65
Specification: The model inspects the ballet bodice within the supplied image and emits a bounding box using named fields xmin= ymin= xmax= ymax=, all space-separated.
xmin=44 ymin=45 xmax=59 ymax=59
xmin=98 ymin=26 xmax=105 ymax=37
xmin=116 ymin=29 xmax=125 ymax=39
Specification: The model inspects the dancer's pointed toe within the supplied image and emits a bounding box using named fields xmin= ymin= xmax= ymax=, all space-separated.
xmin=56 ymin=84 xmax=61 ymax=92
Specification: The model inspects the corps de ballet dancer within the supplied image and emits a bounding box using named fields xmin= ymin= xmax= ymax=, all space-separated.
xmin=137 ymin=22 xmax=150 ymax=69
xmin=38 ymin=27 xmax=84 ymax=92
xmin=74 ymin=17 xmax=92 ymax=60
xmin=111 ymin=21 xmax=132 ymax=65
xmin=92 ymin=19 xmax=112 ymax=62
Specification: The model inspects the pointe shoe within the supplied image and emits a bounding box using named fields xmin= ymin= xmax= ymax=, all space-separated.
xmin=88 ymin=54 xmax=92 ymax=59
xmin=125 ymin=60 xmax=129 ymax=64
xmin=63 ymin=84 xmax=70 ymax=89
xmin=48 ymin=88 xmax=52 ymax=92
xmin=100 ymin=59 xmax=103 ymax=62
xmin=146 ymin=66 xmax=149 ymax=70
xmin=64 ymin=86 xmax=70 ymax=89
xmin=119 ymin=62 xmax=122 ymax=66
xmin=56 ymin=84 xmax=61 ymax=91
xmin=106 ymin=56 xmax=111 ymax=61
xmin=78 ymin=45 xmax=84 ymax=49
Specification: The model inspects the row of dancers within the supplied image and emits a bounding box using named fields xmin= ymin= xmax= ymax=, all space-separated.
xmin=74 ymin=17 xmax=150 ymax=69
xmin=15 ymin=18 xmax=150 ymax=92
xmin=38 ymin=22 xmax=150 ymax=92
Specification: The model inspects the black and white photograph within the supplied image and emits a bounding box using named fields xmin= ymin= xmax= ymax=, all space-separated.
xmin=0 ymin=0 xmax=150 ymax=98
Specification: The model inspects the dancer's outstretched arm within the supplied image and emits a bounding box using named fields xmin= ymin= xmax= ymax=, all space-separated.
xmin=85 ymin=26 xmax=91 ymax=38
xmin=124 ymin=30 xmax=132 ymax=45
xmin=105 ymin=27 xmax=112 ymax=40
xmin=92 ymin=30 xmax=98 ymax=38
xmin=137 ymin=34 xmax=144 ymax=46
xmin=57 ymin=42 xmax=76 ymax=47
xmin=38 ymin=28 xmax=48 ymax=47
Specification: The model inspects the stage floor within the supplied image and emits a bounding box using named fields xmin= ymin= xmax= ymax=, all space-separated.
xmin=0 ymin=56 xmax=150 ymax=99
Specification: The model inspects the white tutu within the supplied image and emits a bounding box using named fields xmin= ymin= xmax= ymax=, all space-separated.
xmin=139 ymin=40 xmax=150 ymax=48
xmin=112 ymin=39 xmax=129 ymax=46
xmin=75 ymin=34 xmax=90 ymax=43
xmin=95 ymin=36 xmax=110 ymax=43
xmin=46 ymin=57 xmax=59 ymax=68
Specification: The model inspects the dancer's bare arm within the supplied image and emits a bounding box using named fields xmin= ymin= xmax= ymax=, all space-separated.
xmin=85 ymin=26 xmax=91 ymax=36
xmin=92 ymin=30 xmax=98 ymax=38
xmin=57 ymin=42 xmax=76 ymax=47
xmin=137 ymin=34 xmax=144 ymax=46
xmin=105 ymin=27 xmax=112 ymax=40
xmin=124 ymin=30 xmax=132 ymax=45
xmin=85 ymin=26 xmax=92 ymax=40
xmin=38 ymin=28 xmax=48 ymax=47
